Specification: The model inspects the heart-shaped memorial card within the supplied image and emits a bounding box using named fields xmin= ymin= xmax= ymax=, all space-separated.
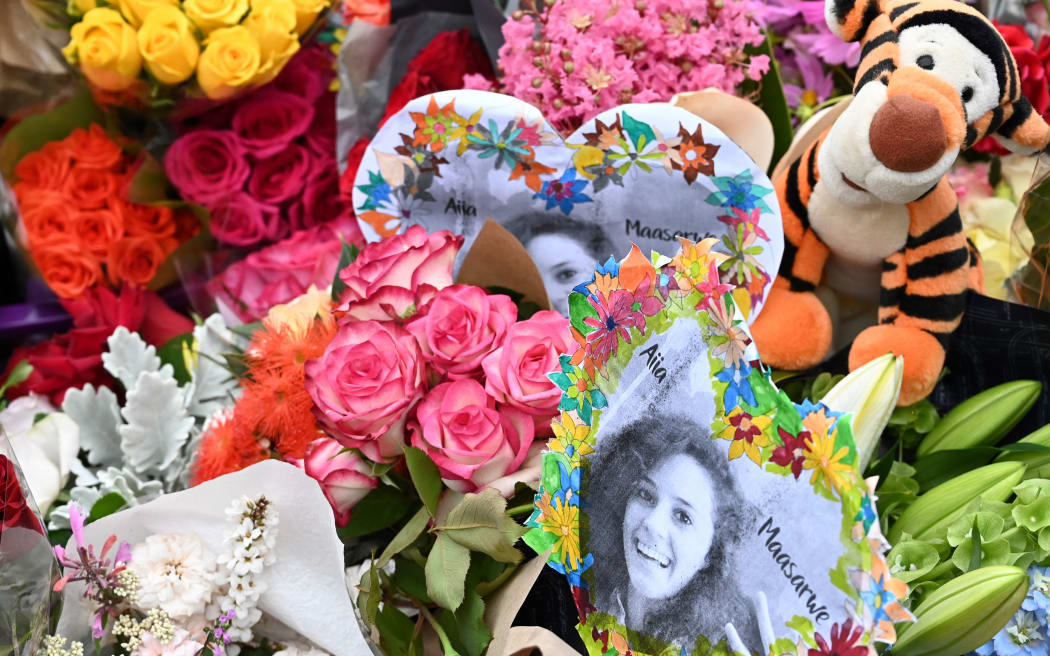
xmin=524 ymin=241 xmax=913 ymax=656
xmin=351 ymin=90 xmax=783 ymax=320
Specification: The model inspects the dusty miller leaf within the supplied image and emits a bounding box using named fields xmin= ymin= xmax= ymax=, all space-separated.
xmin=119 ymin=370 xmax=193 ymax=475
xmin=61 ymin=384 xmax=123 ymax=467
xmin=47 ymin=467 xmax=163 ymax=530
xmin=102 ymin=327 xmax=165 ymax=390
xmin=187 ymin=314 xmax=246 ymax=419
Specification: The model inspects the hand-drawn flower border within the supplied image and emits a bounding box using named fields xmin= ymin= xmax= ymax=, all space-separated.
xmin=525 ymin=240 xmax=913 ymax=656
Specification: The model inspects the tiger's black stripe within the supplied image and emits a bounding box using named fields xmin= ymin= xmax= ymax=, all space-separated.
xmin=999 ymin=97 xmax=1033 ymax=136
xmin=889 ymin=2 xmax=919 ymax=20
xmin=906 ymin=247 xmax=971 ymax=279
xmin=785 ymin=158 xmax=810 ymax=230
xmin=898 ymin=292 xmax=968 ymax=322
xmin=855 ymin=58 xmax=897 ymax=90
xmin=988 ymin=106 xmax=1005 ymax=134
xmin=860 ymin=30 xmax=897 ymax=61
xmin=880 ymin=285 xmax=905 ymax=308
xmin=905 ymin=208 xmax=962 ymax=249
xmin=804 ymin=144 xmax=818 ymax=191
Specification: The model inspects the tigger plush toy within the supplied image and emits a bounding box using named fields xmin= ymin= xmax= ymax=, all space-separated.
xmin=751 ymin=0 xmax=1050 ymax=405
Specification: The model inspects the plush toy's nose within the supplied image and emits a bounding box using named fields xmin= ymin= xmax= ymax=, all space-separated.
xmin=868 ymin=95 xmax=947 ymax=172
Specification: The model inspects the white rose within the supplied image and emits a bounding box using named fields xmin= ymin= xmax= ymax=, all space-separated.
xmin=0 ymin=395 xmax=80 ymax=513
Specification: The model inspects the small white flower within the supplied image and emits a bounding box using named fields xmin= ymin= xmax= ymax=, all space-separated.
xmin=130 ymin=533 xmax=218 ymax=620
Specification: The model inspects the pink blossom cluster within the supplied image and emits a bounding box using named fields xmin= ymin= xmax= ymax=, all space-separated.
xmin=466 ymin=0 xmax=770 ymax=132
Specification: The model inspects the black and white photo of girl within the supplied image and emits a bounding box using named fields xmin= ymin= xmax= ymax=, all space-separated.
xmin=586 ymin=412 xmax=762 ymax=652
xmin=503 ymin=212 xmax=615 ymax=317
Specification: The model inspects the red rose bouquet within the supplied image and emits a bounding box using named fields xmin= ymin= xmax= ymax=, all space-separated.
xmin=166 ymin=44 xmax=347 ymax=248
xmin=7 ymin=124 xmax=200 ymax=300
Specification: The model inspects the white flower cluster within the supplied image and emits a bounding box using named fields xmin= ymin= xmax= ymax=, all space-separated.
xmin=207 ymin=495 xmax=279 ymax=645
xmin=129 ymin=533 xmax=217 ymax=619
xmin=38 ymin=635 xmax=84 ymax=656
xmin=112 ymin=608 xmax=175 ymax=653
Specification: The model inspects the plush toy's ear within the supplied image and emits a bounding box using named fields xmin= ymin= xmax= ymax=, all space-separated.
xmin=825 ymin=0 xmax=882 ymax=42
xmin=995 ymin=97 xmax=1050 ymax=155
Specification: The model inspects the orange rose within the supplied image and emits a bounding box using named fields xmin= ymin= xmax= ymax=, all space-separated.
xmin=115 ymin=198 xmax=176 ymax=240
xmin=33 ymin=239 xmax=103 ymax=298
xmin=14 ymin=143 xmax=72 ymax=189
xmin=66 ymin=167 xmax=119 ymax=209
xmin=61 ymin=124 xmax=124 ymax=170
xmin=107 ymin=235 xmax=166 ymax=285
xmin=74 ymin=207 xmax=125 ymax=255
xmin=22 ymin=199 xmax=77 ymax=245
xmin=13 ymin=187 xmax=66 ymax=213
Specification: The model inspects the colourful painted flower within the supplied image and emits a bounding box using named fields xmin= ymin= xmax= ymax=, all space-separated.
xmin=534 ymin=167 xmax=592 ymax=215
xmin=551 ymin=356 xmax=608 ymax=424
xmin=855 ymin=493 xmax=878 ymax=532
xmin=705 ymin=170 xmax=774 ymax=214
xmin=720 ymin=408 xmax=771 ymax=464
xmin=718 ymin=206 xmax=770 ymax=241
xmin=410 ymin=98 xmax=473 ymax=153
xmin=671 ymin=123 xmax=720 ymax=184
xmin=802 ymin=429 xmax=851 ymax=495
xmin=540 ymin=494 xmax=582 ymax=570
xmin=355 ymin=170 xmax=392 ymax=212
xmin=770 ymin=426 xmax=809 ymax=479
xmin=549 ymin=410 xmax=594 ymax=460
xmin=604 ymin=112 xmax=673 ymax=176
xmin=581 ymin=288 xmax=648 ymax=375
xmin=555 ymin=461 xmax=581 ymax=507
xmin=465 ymin=118 xmax=532 ymax=169
xmin=720 ymin=227 xmax=765 ymax=286
xmin=809 ymin=619 xmax=867 ymax=656
xmin=715 ymin=361 xmax=756 ymax=410
xmin=550 ymin=552 xmax=593 ymax=588
xmin=394 ymin=133 xmax=449 ymax=176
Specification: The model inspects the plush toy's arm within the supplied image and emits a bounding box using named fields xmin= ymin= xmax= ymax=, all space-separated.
xmin=751 ymin=139 xmax=833 ymax=370
xmin=850 ymin=179 xmax=970 ymax=404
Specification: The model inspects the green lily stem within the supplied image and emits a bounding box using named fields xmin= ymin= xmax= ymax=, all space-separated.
xmin=416 ymin=604 xmax=461 ymax=656
xmin=504 ymin=503 xmax=535 ymax=517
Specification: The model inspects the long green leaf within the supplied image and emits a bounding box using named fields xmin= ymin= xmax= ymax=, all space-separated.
xmin=404 ymin=446 xmax=442 ymax=517
xmin=425 ymin=533 xmax=470 ymax=612
xmin=376 ymin=505 xmax=429 ymax=568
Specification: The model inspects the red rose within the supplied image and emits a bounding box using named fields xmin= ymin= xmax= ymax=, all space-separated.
xmin=247 ymin=143 xmax=314 ymax=205
xmin=379 ymin=30 xmax=497 ymax=126
xmin=116 ymin=199 xmax=176 ymax=242
xmin=274 ymin=45 xmax=334 ymax=105
xmin=0 ymin=286 xmax=192 ymax=405
xmin=107 ymin=235 xmax=167 ymax=286
xmin=232 ymin=89 xmax=316 ymax=158
xmin=14 ymin=142 xmax=72 ymax=190
xmin=61 ymin=124 xmax=124 ymax=171
xmin=289 ymin=164 xmax=346 ymax=231
xmin=0 ymin=454 xmax=43 ymax=537
xmin=305 ymin=96 xmax=337 ymax=161
xmin=65 ymin=167 xmax=119 ymax=210
xmin=164 ymin=130 xmax=251 ymax=206
xmin=339 ymin=138 xmax=369 ymax=203
xmin=74 ymin=207 xmax=124 ymax=256
xmin=209 ymin=192 xmax=285 ymax=247
xmin=21 ymin=197 xmax=77 ymax=245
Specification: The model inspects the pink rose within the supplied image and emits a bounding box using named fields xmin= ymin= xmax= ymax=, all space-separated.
xmin=482 ymin=311 xmax=572 ymax=436
xmin=289 ymin=438 xmax=377 ymax=526
xmin=233 ymin=89 xmax=315 ymax=158
xmin=164 ymin=130 xmax=249 ymax=206
xmin=274 ymin=46 xmax=333 ymax=105
xmin=305 ymin=320 xmax=426 ymax=463
xmin=304 ymin=97 xmax=337 ymax=161
xmin=207 ymin=218 xmax=360 ymax=321
xmin=406 ymin=285 xmax=517 ymax=379
xmin=410 ymin=379 xmax=534 ymax=494
xmin=247 ymin=143 xmax=313 ymax=205
xmin=208 ymin=192 xmax=285 ymax=247
xmin=336 ymin=226 xmax=462 ymax=321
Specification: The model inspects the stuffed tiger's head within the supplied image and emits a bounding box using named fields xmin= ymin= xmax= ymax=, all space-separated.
xmin=820 ymin=0 xmax=1050 ymax=206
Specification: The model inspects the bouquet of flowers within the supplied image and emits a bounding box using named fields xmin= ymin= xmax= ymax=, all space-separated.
xmin=31 ymin=0 xmax=335 ymax=110
xmin=164 ymin=44 xmax=346 ymax=248
xmin=6 ymin=123 xmax=200 ymax=300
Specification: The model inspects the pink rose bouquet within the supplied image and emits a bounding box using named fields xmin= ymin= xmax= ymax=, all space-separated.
xmin=163 ymin=45 xmax=347 ymax=249
xmin=289 ymin=438 xmax=377 ymax=526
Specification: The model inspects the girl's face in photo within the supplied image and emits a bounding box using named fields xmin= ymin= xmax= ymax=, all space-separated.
xmin=622 ymin=453 xmax=715 ymax=602
xmin=526 ymin=233 xmax=594 ymax=316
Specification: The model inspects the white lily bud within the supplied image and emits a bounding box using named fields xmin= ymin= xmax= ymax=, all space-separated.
xmin=821 ymin=353 xmax=903 ymax=471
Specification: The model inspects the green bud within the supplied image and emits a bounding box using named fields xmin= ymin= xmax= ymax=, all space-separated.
xmin=995 ymin=422 xmax=1050 ymax=479
xmin=889 ymin=462 xmax=1026 ymax=543
xmin=917 ymin=381 xmax=1041 ymax=457
xmin=893 ymin=565 xmax=1028 ymax=656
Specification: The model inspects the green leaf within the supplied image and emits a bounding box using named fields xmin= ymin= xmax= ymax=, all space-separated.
xmin=376 ymin=603 xmax=420 ymax=656
xmin=404 ymin=446 xmax=443 ymax=517
xmin=912 ymin=447 xmax=1001 ymax=492
xmin=0 ymin=88 xmax=104 ymax=181
xmin=377 ymin=505 xmax=429 ymax=568
xmin=426 ymin=533 xmax=471 ymax=611
xmin=0 ymin=360 xmax=32 ymax=401
xmin=330 ymin=240 xmax=360 ymax=301
xmin=438 ymin=577 xmax=490 ymax=656
xmin=356 ymin=561 xmax=382 ymax=644
xmin=620 ymin=110 xmax=657 ymax=153
xmin=390 ymin=557 xmax=432 ymax=604
xmin=744 ymin=31 xmax=792 ymax=173
xmin=87 ymin=492 xmax=127 ymax=523
xmin=568 ymin=292 xmax=599 ymax=335
xmin=229 ymin=321 xmax=264 ymax=340
xmin=156 ymin=334 xmax=195 ymax=386
xmin=439 ymin=489 xmax=528 ymax=563
xmin=339 ymin=484 xmax=415 ymax=538
xmin=970 ymin=515 xmax=983 ymax=571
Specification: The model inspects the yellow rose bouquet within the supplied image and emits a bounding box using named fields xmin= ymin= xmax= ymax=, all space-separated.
xmin=28 ymin=0 xmax=334 ymax=109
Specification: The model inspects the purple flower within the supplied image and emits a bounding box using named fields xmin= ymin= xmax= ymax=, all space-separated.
xmin=92 ymin=612 xmax=105 ymax=639
xmin=782 ymin=50 xmax=835 ymax=109
xmin=533 ymin=168 xmax=592 ymax=215
xmin=115 ymin=541 xmax=132 ymax=564
xmin=69 ymin=503 xmax=86 ymax=550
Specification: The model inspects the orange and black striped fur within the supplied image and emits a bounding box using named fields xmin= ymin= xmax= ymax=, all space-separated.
xmin=751 ymin=0 xmax=1050 ymax=405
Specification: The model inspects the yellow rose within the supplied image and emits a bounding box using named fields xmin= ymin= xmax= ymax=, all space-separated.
xmin=71 ymin=0 xmax=97 ymax=15
xmin=196 ymin=26 xmax=261 ymax=99
xmin=184 ymin=0 xmax=249 ymax=33
xmin=137 ymin=6 xmax=199 ymax=85
xmin=115 ymin=0 xmax=178 ymax=28
xmin=288 ymin=0 xmax=329 ymax=35
xmin=245 ymin=0 xmax=299 ymax=84
xmin=62 ymin=8 xmax=142 ymax=91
